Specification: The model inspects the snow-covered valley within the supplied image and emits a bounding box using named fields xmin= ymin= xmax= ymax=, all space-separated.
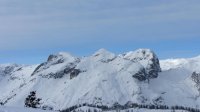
xmin=0 ymin=49 xmax=200 ymax=112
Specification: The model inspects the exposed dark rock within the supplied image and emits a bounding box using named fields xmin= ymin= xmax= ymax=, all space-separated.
xmin=69 ymin=68 xmax=81 ymax=79
xmin=42 ymin=105 xmax=54 ymax=110
xmin=38 ymin=65 xmax=82 ymax=79
xmin=16 ymin=67 xmax=23 ymax=71
xmin=191 ymin=72 xmax=200 ymax=99
xmin=31 ymin=62 xmax=46 ymax=76
xmin=46 ymin=72 xmax=65 ymax=79
xmin=4 ymin=65 xmax=16 ymax=75
xmin=47 ymin=54 xmax=65 ymax=65
xmin=101 ymin=57 xmax=116 ymax=63
xmin=132 ymin=68 xmax=147 ymax=81
xmin=31 ymin=53 xmax=67 ymax=76
xmin=146 ymin=57 xmax=161 ymax=79
xmin=0 ymin=64 xmax=18 ymax=77
xmin=1 ymin=94 xmax=16 ymax=105
xmin=10 ymin=76 xmax=20 ymax=80
xmin=64 ymin=67 xmax=75 ymax=74
xmin=4 ymin=67 xmax=13 ymax=74
xmin=31 ymin=53 xmax=80 ymax=79
xmin=47 ymin=54 xmax=58 ymax=62
xmin=191 ymin=72 xmax=200 ymax=88
xmin=124 ymin=49 xmax=161 ymax=80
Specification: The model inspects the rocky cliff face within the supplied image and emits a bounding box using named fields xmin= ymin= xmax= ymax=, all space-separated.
xmin=0 ymin=64 xmax=19 ymax=77
xmin=191 ymin=72 xmax=200 ymax=92
xmin=123 ymin=49 xmax=161 ymax=80
xmin=31 ymin=52 xmax=81 ymax=78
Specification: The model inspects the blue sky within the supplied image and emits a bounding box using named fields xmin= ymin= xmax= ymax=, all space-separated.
xmin=0 ymin=0 xmax=200 ymax=64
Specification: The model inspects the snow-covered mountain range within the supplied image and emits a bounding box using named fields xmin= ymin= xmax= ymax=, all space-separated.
xmin=0 ymin=49 xmax=200 ymax=111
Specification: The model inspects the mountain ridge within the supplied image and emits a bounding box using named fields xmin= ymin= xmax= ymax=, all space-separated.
xmin=0 ymin=48 xmax=199 ymax=111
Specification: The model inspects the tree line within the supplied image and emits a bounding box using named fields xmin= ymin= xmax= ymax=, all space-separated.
xmin=61 ymin=102 xmax=200 ymax=112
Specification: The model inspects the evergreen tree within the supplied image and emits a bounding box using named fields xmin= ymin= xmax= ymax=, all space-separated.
xmin=88 ymin=108 xmax=91 ymax=112
xmin=25 ymin=91 xmax=41 ymax=108
xmin=94 ymin=109 xmax=98 ymax=112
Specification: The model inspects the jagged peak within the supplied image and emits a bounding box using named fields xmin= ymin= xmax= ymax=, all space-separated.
xmin=123 ymin=48 xmax=157 ymax=61
xmin=123 ymin=48 xmax=161 ymax=78
xmin=92 ymin=49 xmax=116 ymax=62
xmin=93 ymin=48 xmax=115 ymax=56
xmin=47 ymin=52 xmax=77 ymax=62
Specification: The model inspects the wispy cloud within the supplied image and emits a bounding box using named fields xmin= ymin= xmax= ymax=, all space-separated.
xmin=0 ymin=0 xmax=200 ymax=52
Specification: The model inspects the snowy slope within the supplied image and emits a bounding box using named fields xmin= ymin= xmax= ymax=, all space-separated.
xmin=0 ymin=106 xmax=189 ymax=112
xmin=0 ymin=106 xmax=56 ymax=112
xmin=0 ymin=49 xmax=200 ymax=111
xmin=160 ymin=56 xmax=200 ymax=72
